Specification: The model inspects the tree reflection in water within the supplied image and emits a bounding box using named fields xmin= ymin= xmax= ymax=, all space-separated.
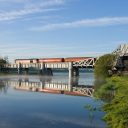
xmin=0 ymin=80 xmax=8 ymax=94
xmin=94 ymin=77 xmax=115 ymax=102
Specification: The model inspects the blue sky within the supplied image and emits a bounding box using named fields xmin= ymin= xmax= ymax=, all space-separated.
xmin=0 ymin=0 xmax=128 ymax=62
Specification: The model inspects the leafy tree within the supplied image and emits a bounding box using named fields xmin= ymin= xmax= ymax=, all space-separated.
xmin=0 ymin=57 xmax=8 ymax=69
xmin=0 ymin=58 xmax=6 ymax=66
xmin=94 ymin=54 xmax=116 ymax=78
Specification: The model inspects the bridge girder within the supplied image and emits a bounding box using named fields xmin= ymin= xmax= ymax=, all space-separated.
xmin=73 ymin=57 xmax=96 ymax=68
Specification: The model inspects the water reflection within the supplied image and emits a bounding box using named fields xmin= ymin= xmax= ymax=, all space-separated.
xmin=2 ymin=76 xmax=94 ymax=97
xmin=0 ymin=74 xmax=106 ymax=128
xmin=0 ymin=80 xmax=8 ymax=94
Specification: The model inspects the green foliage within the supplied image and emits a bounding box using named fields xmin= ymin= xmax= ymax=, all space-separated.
xmin=0 ymin=57 xmax=7 ymax=67
xmin=95 ymin=76 xmax=128 ymax=128
xmin=94 ymin=53 xmax=128 ymax=127
xmin=94 ymin=77 xmax=118 ymax=102
xmin=94 ymin=77 xmax=106 ymax=92
xmin=94 ymin=54 xmax=116 ymax=78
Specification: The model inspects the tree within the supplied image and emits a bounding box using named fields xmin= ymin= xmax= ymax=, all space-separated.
xmin=94 ymin=54 xmax=116 ymax=78
xmin=0 ymin=57 xmax=8 ymax=67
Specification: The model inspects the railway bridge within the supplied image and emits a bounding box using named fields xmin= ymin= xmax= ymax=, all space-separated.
xmin=3 ymin=57 xmax=96 ymax=77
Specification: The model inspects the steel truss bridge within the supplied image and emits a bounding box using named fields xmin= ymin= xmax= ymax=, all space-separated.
xmin=112 ymin=44 xmax=128 ymax=68
xmin=3 ymin=57 xmax=96 ymax=77
xmin=5 ymin=57 xmax=96 ymax=68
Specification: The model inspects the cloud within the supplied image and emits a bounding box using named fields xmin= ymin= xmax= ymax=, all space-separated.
xmin=0 ymin=0 xmax=65 ymax=21
xmin=29 ymin=17 xmax=128 ymax=31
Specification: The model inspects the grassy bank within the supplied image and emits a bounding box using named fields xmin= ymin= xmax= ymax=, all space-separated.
xmin=95 ymin=76 xmax=128 ymax=128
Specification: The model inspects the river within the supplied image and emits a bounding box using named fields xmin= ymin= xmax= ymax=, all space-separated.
xmin=0 ymin=72 xmax=106 ymax=128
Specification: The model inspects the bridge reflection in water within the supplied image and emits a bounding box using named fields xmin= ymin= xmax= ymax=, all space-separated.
xmin=3 ymin=76 xmax=94 ymax=97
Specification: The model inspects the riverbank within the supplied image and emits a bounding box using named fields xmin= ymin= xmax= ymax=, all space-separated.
xmin=95 ymin=76 xmax=128 ymax=128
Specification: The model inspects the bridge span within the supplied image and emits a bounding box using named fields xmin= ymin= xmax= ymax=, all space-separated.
xmin=2 ymin=57 xmax=96 ymax=77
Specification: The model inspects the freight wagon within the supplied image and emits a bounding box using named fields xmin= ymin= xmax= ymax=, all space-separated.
xmin=39 ymin=58 xmax=64 ymax=63
xmin=15 ymin=59 xmax=39 ymax=64
xmin=15 ymin=57 xmax=92 ymax=64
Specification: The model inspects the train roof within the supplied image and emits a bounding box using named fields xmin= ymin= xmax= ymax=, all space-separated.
xmin=64 ymin=57 xmax=94 ymax=59
xmin=15 ymin=58 xmax=38 ymax=60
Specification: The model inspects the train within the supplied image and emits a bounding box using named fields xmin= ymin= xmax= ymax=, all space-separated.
xmin=15 ymin=57 xmax=93 ymax=64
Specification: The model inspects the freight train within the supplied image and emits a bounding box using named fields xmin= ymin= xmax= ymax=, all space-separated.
xmin=15 ymin=57 xmax=92 ymax=64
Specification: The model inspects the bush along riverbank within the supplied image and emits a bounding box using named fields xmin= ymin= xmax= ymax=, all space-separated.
xmin=93 ymin=54 xmax=128 ymax=128
xmin=95 ymin=76 xmax=128 ymax=128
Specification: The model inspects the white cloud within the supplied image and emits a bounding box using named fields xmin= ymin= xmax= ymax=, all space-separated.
xmin=29 ymin=17 xmax=128 ymax=31
xmin=0 ymin=0 xmax=65 ymax=21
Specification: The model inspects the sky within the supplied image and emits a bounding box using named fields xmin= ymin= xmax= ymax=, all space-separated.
xmin=0 ymin=0 xmax=128 ymax=62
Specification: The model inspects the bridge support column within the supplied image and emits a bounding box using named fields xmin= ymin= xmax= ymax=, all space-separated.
xmin=46 ymin=68 xmax=53 ymax=76
xmin=25 ymin=68 xmax=29 ymax=74
xmin=69 ymin=63 xmax=79 ymax=77
xmin=40 ymin=63 xmax=46 ymax=75
xmin=17 ymin=63 xmax=22 ymax=74
xmin=72 ymin=68 xmax=79 ymax=77
xmin=69 ymin=62 xmax=73 ymax=78
xmin=40 ymin=63 xmax=53 ymax=76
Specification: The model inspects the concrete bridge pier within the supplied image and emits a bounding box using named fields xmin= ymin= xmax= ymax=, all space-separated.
xmin=17 ymin=63 xmax=22 ymax=74
xmin=72 ymin=67 xmax=79 ymax=76
xmin=25 ymin=68 xmax=29 ymax=74
xmin=40 ymin=63 xmax=46 ymax=75
xmin=69 ymin=62 xmax=73 ymax=78
xmin=40 ymin=63 xmax=53 ymax=76
xmin=69 ymin=62 xmax=79 ymax=77
xmin=46 ymin=68 xmax=53 ymax=76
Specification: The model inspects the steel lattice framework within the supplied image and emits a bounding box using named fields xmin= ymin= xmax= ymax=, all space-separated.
xmin=73 ymin=57 xmax=96 ymax=68
xmin=73 ymin=86 xmax=94 ymax=97
xmin=112 ymin=44 xmax=128 ymax=68
xmin=113 ymin=44 xmax=128 ymax=56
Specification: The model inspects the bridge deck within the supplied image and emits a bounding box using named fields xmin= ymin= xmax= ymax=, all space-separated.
xmin=4 ymin=57 xmax=96 ymax=69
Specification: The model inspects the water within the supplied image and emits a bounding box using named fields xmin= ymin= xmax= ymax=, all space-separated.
xmin=0 ymin=72 xmax=106 ymax=128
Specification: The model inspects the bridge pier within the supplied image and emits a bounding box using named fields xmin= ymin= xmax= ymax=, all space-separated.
xmin=69 ymin=62 xmax=73 ymax=78
xmin=25 ymin=68 xmax=29 ymax=74
xmin=46 ymin=68 xmax=53 ymax=76
xmin=69 ymin=62 xmax=79 ymax=77
xmin=17 ymin=63 xmax=22 ymax=74
xmin=40 ymin=63 xmax=53 ymax=75
xmin=72 ymin=67 xmax=79 ymax=76
xmin=40 ymin=63 xmax=44 ymax=74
